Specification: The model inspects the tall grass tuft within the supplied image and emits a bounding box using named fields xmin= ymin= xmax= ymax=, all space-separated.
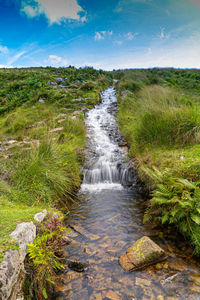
xmin=118 ymin=85 xmax=200 ymax=152
xmin=10 ymin=138 xmax=81 ymax=207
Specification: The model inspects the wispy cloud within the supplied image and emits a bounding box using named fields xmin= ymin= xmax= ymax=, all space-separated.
xmin=159 ymin=27 xmax=165 ymax=39
xmin=113 ymin=32 xmax=138 ymax=46
xmin=7 ymin=51 xmax=26 ymax=66
xmin=94 ymin=31 xmax=113 ymax=41
xmin=0 ymin=44 xmax=9 ymax=54
xmin=125 ymin=32 xmax=138 ymax=40
xmin=115 ymin=0 xmax=151 ymax=12
xmin=21 ymin=0 xmax=86 ymax=24
xmin=157 ymin=27 xmax=170 ymax=40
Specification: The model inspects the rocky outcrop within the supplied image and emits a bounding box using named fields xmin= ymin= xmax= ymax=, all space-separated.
xmin=119 ymin=236 xmax=166 ymax=272
xmin=0 ymin=250 xmax=23 ymax=300
xmin=0 ymin=211 xmax=47 ymax=300
xmin=10 ymin=222 xmax=36 ymax=261
xmin=34 ymin=210 xmax=47 ymax=223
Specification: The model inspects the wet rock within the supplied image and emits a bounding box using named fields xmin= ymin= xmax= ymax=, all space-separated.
xmin=136 ymin=277 xmax=151 ymax=287
xmin=67 ymin=260 xmax=88 ymax=272
xmin=190 ymin=274 xmax=200 ymax=285
xmin=168 ymin=258 xmax=188 ymax=272
xmin=102 ymin=289 xmax=121 ymax=300
xmin=89 ymin=293 xmax=102 ymax=300
xmin=64 ymin=270 xmax=82 ymax=282
xmin=69 ymin=224 xmax=100 ymax=241
xmin=62 ymin=235 xmax=72 ymax=245
xmin=67 ymin=229 xmax=78 ymax=238
xmin=190 ymin=283 xmax=200 ymax=294
xmin=119 ymin=236 xmax=166 ymax=271
xmin=118 ymin=254 xmax=135 ymax=272
xmin=118 ymin=141 xmax=128 ymax=147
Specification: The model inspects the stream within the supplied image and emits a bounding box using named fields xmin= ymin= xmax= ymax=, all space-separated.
xmin=54 ymin=87 xmax=200 ymax=300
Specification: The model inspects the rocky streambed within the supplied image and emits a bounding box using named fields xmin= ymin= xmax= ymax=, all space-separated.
xmin=54 ymin=87 xmax=200 ymax=300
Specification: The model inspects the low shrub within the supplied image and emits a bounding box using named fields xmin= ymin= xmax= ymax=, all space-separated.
xmin=27 ymin=212 xmax=69 ymax=299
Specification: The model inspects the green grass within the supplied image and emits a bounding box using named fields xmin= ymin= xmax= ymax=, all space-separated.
xmin=0 ymin=66 xmax=112 ymax=262
xmin=0 ymin=196 xmax=45 ymax=263
xmin=116 ymin=72 xmax=200 ymax=254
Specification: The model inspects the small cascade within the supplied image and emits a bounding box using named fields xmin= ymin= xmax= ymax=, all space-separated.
xmin=55 ymin=86 xmax=200 ymax=300
xmin=81 ymin=87 xmax=134 ymax=192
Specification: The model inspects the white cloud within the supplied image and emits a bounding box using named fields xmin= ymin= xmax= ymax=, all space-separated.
xmin=48 ymin=55 xmax=68 ymax=66
xmin=125 ymin=32 xmax=138 ymax=40
xmin=94 ymin=31 xmax=113 ymax=41
xmin=21 ymin=4 xmax=43 ymax=18
xmin=21 ymin=0 xmax=86 ymax=24
xmin=160 ymin=27 xmax=165 ymax=39
xmin=0 ymin=65 xmax=14 ymax=68
xmin=0 ymin=44 xmax=9 ymax=54
xmin=7 ymin=51 xmax=26 ymax=66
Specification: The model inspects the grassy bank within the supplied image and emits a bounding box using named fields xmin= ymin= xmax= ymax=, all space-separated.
xmin=0 ymin=66 xmax=112 ymax=263
xmin=115 ymin=68 xmax=200 ymax=254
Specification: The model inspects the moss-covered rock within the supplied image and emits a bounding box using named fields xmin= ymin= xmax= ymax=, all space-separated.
xmin=119 ymin=236 xmax=166 ymax=271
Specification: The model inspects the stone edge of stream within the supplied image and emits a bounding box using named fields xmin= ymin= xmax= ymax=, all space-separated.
xmin=0 ymin=210 xmax=48 ymax=300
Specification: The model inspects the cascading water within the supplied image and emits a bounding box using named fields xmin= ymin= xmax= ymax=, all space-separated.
xmin=81 ymin=86 xmax=134 ymax=192
xmin=54 ymin=86 xmax=200 ymax=300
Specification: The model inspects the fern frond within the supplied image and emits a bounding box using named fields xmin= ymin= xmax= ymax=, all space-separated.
xmin=177 ymin=178 xmax=196 ymax=190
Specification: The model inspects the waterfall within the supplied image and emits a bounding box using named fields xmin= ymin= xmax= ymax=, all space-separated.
xmin=81 ymin=87 xmax=134 ymax=192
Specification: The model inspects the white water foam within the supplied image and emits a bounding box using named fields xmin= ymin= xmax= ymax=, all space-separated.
xmin=80 ymin=86 xmax=132 ymax=193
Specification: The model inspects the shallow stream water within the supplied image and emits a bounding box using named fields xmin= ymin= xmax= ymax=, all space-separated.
xmin=55 ymin=87 xmax=200 ymax=300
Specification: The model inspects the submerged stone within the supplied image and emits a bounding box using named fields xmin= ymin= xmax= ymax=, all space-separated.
xmin=67 ymin=260 xmax=88 ymax=273
xmin=119 ymin=236 xmax=166 ymax=271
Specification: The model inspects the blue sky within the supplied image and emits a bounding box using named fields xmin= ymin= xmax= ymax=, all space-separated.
xmin=0 ymin=0 xmax=200 ymax=70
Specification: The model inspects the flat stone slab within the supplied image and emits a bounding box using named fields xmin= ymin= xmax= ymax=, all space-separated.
xmin=119 ymin=236 xmax=166 ymax=271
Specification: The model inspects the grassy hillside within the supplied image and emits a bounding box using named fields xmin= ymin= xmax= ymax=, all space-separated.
xmin=0 ymin=66 xmax=112 ymax=263
xmin=115 ymin=68 xmax=200 ymax=254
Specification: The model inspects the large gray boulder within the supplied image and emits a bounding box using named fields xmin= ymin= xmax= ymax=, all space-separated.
xmin=119 ymin=236 xmax=166 ymax=272
xmin=10 ymin=222 xmax=36 ymax=260
xmin=0 ymin=212 xmax=45 ymax=299
xmin=0 ymin=250 xmax=23 ymax=300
